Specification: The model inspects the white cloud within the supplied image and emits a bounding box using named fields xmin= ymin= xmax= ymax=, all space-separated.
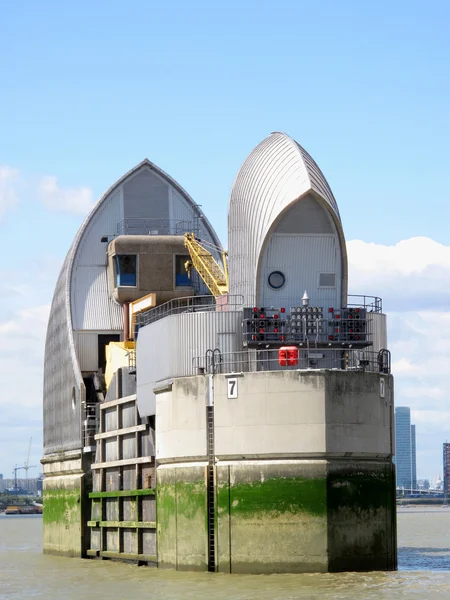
xmin=347 ymin=237 xmax=450 ymax=310
xmin=39 ymin=175 xmax=94 ymax=215
xmin=0 ymin=166 xmax=19 ymax=220
xmin=347 ymin=237 xmax=450 ymax=479
xmin=0 ymin=304 xmax=50 ymax=477
xmin=0 ymin=305 xmax=50 ymax=401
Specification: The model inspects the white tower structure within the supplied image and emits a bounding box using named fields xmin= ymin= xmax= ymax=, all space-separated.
xmin=229 ymin=131 xmax=347 ymax=310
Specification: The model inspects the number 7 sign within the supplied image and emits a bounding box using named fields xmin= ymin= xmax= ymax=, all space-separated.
xmin=227 ymin=377 xmax=238 ymax=399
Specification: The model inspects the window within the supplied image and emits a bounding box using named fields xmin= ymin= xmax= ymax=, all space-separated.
xmin=115 ymin=255 xmax=137 ymax=287
xmin=268 ymin=270 xmax=285 ymax=289
xmin=175 ymin=255 xmax=190 ymax=286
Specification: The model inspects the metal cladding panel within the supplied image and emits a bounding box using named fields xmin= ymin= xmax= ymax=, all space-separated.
xmin=136 ymin=311 xmax=243 ymax=417
xmin=74 ymin=332 xmax=98 ymax=371
xmin=228 ymin=132 xmax=346 ymax=307
xmin=366 ymin=312 xmax=387 ymax=354
xmin=43 ymin=253 xmax=83 ymax=454
xmin=44 ymin=158 xmax=221 ymax=453
xmin=170 ymin=187 xmax=220 ymax=295
xmin=74 ymin=331 xmax=122 ymax=372
xmin=70 ymin=186 xmax=123 ymax=331
xmin=296 ymin=143 xmax=340 ymax=219
xmin=171 ymin=188 xmax=218 ymax=244
xmin=76 ymin=188 xmax=122 ymax=266
xmin=259 ymin=234 xmax=341 ymax=310
xmin=72 ymin=266 xmax=123 ymax=330
xmin=172 ymin=311 xmax=243 ymax=376
xmin=136 ymin=318 xmax=176 ymax=417
xmin=274 ymin=194 xmax=334 ymax=234
xmin=123 ymin=167 xmax=169 ymax=220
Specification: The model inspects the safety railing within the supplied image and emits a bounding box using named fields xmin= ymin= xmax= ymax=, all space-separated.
xmin=134 ymin=294 xmax=245 ymax=335
xmin=347 ymin=295 xmax=383 ymax=313
xmin=83 ymin=402 xmax=100 ymax=449
xmin=193 ymin=347 xmax=391 ymax=375
xmin=116 ymin=218 xmax=198 ymax=236
xmin=127 ymin=349 xmax=136 ymax=372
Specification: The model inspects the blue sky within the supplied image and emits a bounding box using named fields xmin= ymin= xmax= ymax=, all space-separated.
xmin=1 ymin=1 xmax=450 ymax=481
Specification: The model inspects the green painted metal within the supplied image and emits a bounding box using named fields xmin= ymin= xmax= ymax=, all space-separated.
xmin=88 ymin=489 xmax=155 ymax=499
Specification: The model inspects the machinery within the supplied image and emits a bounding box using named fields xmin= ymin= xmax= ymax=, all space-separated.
xmin=184 ymin=233 xmax=228 ymax=298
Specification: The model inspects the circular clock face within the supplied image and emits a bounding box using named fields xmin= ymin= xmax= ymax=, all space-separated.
xmin=268 ymin=270 xmax=285 ymax=289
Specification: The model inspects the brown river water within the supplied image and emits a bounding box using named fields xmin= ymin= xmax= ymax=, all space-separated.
xmin=1 ymin=507 xmax=450 ymax=599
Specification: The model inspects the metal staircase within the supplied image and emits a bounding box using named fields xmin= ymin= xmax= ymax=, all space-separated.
xmin=184 ymin=233 xmax=228 ymax=298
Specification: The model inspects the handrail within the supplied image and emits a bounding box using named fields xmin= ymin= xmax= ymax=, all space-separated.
xmin=116 ymin=218 xmax=199 ymax=236
xmin=193 ymin=348 xmax=391 ymax=375
xmin=134 ymin=294 xmax=245 ymax=334
xmin=347 ymin=294 xmax=383 ymax=313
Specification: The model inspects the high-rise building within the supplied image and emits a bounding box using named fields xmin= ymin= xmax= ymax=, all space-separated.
xmin=443 ymin=443 xmax=450 ymax=495
xmin=411 ymin=424 xmax=417 ymax=490
xmin=394 ymin=406 xmax=417 ymax=491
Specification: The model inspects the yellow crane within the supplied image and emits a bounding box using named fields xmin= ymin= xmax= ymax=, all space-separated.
xmin=184 ymin=233 xmax=229 ymax=298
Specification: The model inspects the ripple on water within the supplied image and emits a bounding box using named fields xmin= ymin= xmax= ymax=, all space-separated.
xmin=1 ymin=511 xmax=450 ymax=600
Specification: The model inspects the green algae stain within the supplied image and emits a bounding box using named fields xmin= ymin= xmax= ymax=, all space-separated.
xmin=43 ymin=488 xmax=81 ymax=525
xmin=175 ymin=481 xmax=207 ymax=522
xmin=228 ymin=477 xmax=327 ymax=519
xmin=157 ymin=480 xmax=207 ymax=527
xmin=157 ymin=476 xmax=208 ymax=568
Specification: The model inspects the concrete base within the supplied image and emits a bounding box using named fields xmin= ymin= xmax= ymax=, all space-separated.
xmin=156 ymin=458 xmax=397 ymax=573
xmin=157 ymin=463 xmax=208 ymax=570
xmin=154 ymin=370 xmax=397 ymax=573
xmin=41 ymin=451 xmax=90 ymax=558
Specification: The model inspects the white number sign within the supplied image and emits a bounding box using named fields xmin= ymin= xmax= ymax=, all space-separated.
xmin=227 ymin=377 xmax=238 ymax=399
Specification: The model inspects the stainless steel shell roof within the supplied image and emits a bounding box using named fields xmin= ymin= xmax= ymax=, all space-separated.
xmin=43 ymin=159 xmax=221 ymax=454
xmin=228 ymin=132 xmax=347 ymax=305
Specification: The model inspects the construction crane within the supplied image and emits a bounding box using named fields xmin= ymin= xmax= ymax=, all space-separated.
xmin=12 ymin=465 xmax=26 ymax=492
xmin=24 ymin=437 xmax=32 ymax=479
xmin=184 ymin=233 xmax=228 ymax=298
xmin=12 ymin=462 xmax=37 ymax=492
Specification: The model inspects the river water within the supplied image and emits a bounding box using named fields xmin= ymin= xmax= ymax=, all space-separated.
xmin=1 ymin=507 xmax=449 ymax=599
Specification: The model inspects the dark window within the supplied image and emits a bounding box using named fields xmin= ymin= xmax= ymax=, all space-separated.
xmin=97 ymin=334 xmax=120 ymax=373
xmin=268 ymin=270 xmax=285 ymax=289
xmin=115 ymin=255 xmax=137 ymax=287
xmin=175 ymin=255 xmax=190 ymax=286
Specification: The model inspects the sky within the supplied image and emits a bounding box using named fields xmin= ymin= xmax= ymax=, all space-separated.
xmin=1 ymin=0 xmax=450 ymax=482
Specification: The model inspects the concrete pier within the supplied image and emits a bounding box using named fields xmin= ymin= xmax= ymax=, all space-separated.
xmin=155 ymin=370 xmax=397 ymax=573
xmin=41 ymin=450 xmax=90 ymax=557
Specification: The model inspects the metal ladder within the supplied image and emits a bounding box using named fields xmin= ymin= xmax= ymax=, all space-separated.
xmin=206 ymin=405 xmax=215 ymax=571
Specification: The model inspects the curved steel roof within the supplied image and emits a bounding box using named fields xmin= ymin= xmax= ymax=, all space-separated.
xmin=43 ymin=158 xmax=221 ymax=453
xmin=228 ymin=132 xmax=347 ymax=305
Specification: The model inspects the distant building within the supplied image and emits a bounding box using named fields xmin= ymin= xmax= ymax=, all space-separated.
xmin=443 ymin=443 xmax=450 ymax=495
xmin=394 ymin=407 xmax=417 ymax=490
xmin=417 ymin=479 xmax=430 ymax=490
xmin=0 ymin=477 xmax=42 ymax=494
xmin=411 ymin=424 xmax=417 ymax=490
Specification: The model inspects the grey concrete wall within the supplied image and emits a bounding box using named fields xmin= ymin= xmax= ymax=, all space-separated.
xmin=214 ymin=371 xmax=327 ymax=457
xmin=155 ymin=371 xmax=394 ymax=461
xmin=154 ymin=369 xmax=396 ymax=573
xmin=156 ymin=378 xmax=207 ymax=462
xmin=325 ymin=371 xmax=394 ymax=457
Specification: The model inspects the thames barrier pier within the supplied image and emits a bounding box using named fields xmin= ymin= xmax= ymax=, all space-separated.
xmin=42 ymin=132 xmax=397 ymax=572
